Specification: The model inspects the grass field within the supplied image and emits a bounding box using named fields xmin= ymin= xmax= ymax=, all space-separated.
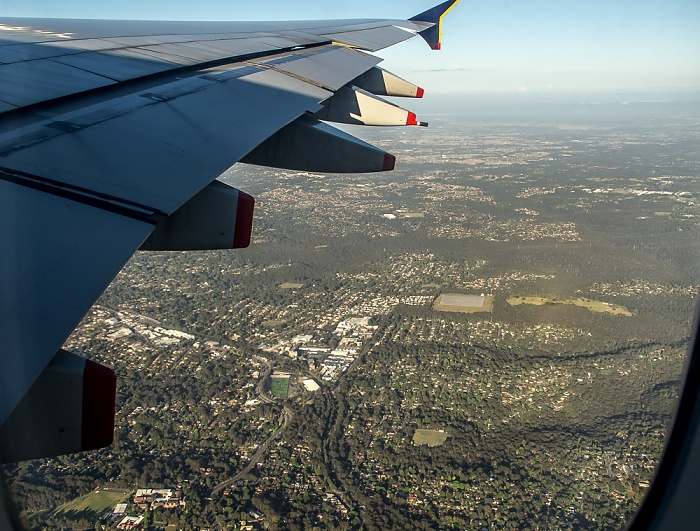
xmin=413 ymin=429 xmax=449 ymax=447
xmin=279 ymin=282 xmax=303 ymax=289
xmin=507 ymin=296 xmax=633 ymax=316
xmin=434 ymin=293 xmax=494 ymax=313
xmin=261 ymin=319 xmax=285 ymax=328
xmin=56 ymin=489 xmax=127 ymax=514
xmin=270 ymin=376 xmax=290 ymax=398
xmin=28 ymin=489 xmax=131 ymax=523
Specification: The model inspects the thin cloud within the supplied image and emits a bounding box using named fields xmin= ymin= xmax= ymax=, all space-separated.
xmin=416 ymin=68 xmax=474 ymax=72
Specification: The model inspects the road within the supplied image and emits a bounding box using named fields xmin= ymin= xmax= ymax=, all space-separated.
xmin=253 ymin=355 xmax=275 ymax=404
xmin=202 ymin=356 xmax=292 ymax=529
xmin=211 ymin=406 xmax=292 ymax=497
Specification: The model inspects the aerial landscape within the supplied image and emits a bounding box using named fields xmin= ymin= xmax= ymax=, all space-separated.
xmin=4 ymin=97 xmax=699 ymax=530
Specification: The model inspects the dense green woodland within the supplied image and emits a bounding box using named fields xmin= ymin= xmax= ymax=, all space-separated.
xmin=4 ymin=103 xmax=699 ymax=530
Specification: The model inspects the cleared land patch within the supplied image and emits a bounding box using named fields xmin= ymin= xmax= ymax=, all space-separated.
xmin=507 ymin=296 xmax=633 ymax=316
xmin=434 ymin=293 xmax=494 ymax=313
xmin=413 ymin=429 xmax=449 ymax=447
xmin=279 ymin=282 xmax=303 ymax=289
xmin=34 ymin=489 xmax=130 ymax=523
xmin=262 ymin=319 xmax=285 ymax=328
xmin=270 ymin=375 xmax=290 ymax=398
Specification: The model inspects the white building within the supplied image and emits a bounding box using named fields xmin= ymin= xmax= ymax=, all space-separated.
xmin=303 ymin=379 xmax=321 ymax=392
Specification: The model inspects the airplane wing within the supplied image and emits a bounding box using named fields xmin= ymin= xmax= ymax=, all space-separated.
xmin=0 ymin=1 xmax=460 ymax=462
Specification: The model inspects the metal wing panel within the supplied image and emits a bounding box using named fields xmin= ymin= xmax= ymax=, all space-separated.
xmin=255 ymin=36 xmax=306 ymax=49
xmin=185 ymin=38 xmax=278 ymax=57
xmin=102 ymin=36 xmax=185 ymax=48
xmin=121 ymin=46 xmax=202 ymax=66
xmin=0 ymin=59 xmax=114 ymax=107
xmin=259 ymin=46 xmax=381 ymax=91
xmin=0 ymin=180 xmax=153 ymax=425
xmin=0 ymin=16 xmax=429 ymax=116
xmin=326 ymin=25 xmax=419 ymax=50
xmin=0 ymin=31 xmax=58 ymax=44
xmin=104 ymin=46 xmax=188 ymax=66
xmin=40 ymin=38 xmax=127 ymax=52
xmin=136 ymin=42 xmax=236 ymax=63
xmin=3 ymin=42 xmax=78 ymax=59
xmin=0 ymin=47 xmax=36 ymax=64
xmin=52 ymin=50 xmax=175 ymax=82
xmin=0 ymin=64 xmax=332 ymax=215
xmin=268 ymin=31 xmax=328 ymax=46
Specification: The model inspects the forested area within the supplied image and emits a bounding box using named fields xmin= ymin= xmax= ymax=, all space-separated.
xmin=3 ymin=109 xmax=699 ymax=530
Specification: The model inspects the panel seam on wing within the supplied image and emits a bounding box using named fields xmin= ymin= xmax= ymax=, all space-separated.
xmin=0 ymin=165 xmax=159 ymax=222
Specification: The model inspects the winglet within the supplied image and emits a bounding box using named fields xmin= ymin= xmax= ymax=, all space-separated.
xmin=409 ymin=0 xmax=460 ymax=50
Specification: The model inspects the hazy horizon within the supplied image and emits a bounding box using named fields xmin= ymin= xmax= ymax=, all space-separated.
xmin=2 ymin=0 xmax=699 ymax=95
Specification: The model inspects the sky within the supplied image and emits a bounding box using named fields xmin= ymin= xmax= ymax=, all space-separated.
xmin=0 ymin=0 xmax=699 ymax=97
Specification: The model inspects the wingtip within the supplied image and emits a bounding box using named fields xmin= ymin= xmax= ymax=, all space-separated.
xmin=410 ymin=0 xmax=461 ymax=24
xmin=410 ymin=0 xmax=459 ymax=50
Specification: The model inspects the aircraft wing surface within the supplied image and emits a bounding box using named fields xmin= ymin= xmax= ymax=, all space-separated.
xmin=0 ymin=1 xmax=460 ymax=461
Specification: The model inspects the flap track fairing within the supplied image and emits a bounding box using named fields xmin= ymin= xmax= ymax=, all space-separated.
xmin=140 ymin=180 xmax=254 ymax=251
xmin=241 ymin=115 xmax=395 ymax=173
xmin=315 ymin=86 xmax=427 ymax=127
xmin=350 ymin=67 xmax=424 ymax=98
xmin=0 ymin=350 xmax=116 ymax=463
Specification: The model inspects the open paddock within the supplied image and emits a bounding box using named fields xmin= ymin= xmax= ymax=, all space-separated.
xmin=507 ymin=296 xmax=632 ymax=316
xmin=413 ymin=429 xmax=449 ymax=447
xmin=261 ymin=320 xmax=286 ymax=328
xmin=279 ymin=283 xmax=303 ymax=289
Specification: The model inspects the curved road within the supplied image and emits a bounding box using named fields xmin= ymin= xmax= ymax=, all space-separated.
xmin=203 ymin=356 xmax=292 ymax=529
xmin=211 ymin=406 xmax=292 ymax=497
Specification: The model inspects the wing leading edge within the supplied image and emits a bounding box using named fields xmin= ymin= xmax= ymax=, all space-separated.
xmin=0 ymin=1 xmax=460 ymax=461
